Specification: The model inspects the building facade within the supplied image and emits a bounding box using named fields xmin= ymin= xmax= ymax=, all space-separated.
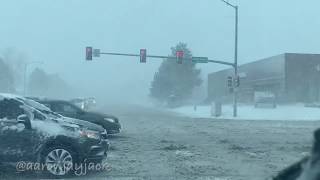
xmin=208 ymin=53 xmax=320 ymax=103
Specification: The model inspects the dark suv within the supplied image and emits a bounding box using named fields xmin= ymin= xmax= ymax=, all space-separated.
xmin=32 ymin=99 xmax=121 ymax=134
xmin=0 ymin=93 xmax=109 ymax=177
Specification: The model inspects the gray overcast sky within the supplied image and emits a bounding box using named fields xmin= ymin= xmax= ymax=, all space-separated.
xmin=0 ymin=0 xmax=319 ymax=103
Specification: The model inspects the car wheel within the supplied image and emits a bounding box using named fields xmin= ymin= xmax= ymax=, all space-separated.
xmin=41 ymin=146 xmax=76 ymax=177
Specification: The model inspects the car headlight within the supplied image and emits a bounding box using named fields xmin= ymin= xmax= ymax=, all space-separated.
xmin=79 ymin=129 xmax=100 ymax=140
xmin=104 ymin=118 xmax=115 ymax=123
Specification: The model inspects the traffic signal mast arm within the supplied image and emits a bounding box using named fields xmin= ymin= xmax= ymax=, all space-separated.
xmin=208 ymin=59 xmax=235 ymax=67
xmin=100 ymin=51 xmax=178 ymax=60
xmin=97 ymin=50 xmax=235 ymax=67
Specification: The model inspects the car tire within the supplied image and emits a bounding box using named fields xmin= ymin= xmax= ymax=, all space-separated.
xmin=40 ymin=145 xmax=77 ymax=178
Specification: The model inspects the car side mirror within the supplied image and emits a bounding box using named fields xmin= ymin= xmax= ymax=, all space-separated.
xmin=17 ymin=114 xmax=32 ymax=129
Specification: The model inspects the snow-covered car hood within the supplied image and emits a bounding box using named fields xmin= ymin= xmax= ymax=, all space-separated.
xmin=86 ymin=111 xmax=119 ymax=123
xmin=57 ymin=116 xmax=104 ymax=132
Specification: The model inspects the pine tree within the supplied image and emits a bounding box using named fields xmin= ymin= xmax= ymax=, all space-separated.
xmin=0 ymin=58 xmax=15 ymax=93
xmin=28 ymin=68 xmax=50 ymax=96
xmin=150 ymin=43 xmax=202 ymax=106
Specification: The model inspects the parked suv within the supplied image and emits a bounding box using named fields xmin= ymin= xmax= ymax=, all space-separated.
xmin=0 ymin=93 xmax=109 ymax=177
xmin=31 ymin=99 xmax=121 ymax=134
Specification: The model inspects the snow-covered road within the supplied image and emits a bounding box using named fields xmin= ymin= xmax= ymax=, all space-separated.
xmin=2 ymin=104 xmax=320 ymax=180
xmin=84 ymin=105 xmax=320 ymax=180
xmin=172 ymin=104 xmax=320 ymax=121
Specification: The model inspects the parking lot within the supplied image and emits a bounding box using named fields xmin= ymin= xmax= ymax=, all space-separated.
xmin=83 ymin=105 xmax=319 ymax=180
xmin=2 ymin=104 xmax=320 ymax=180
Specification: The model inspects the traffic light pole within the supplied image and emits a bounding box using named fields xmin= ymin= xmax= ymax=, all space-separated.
xmin=221 ymin=0 xmax=239 ymax=117
xmin=234 ymin=6 xmax=239 ymax=117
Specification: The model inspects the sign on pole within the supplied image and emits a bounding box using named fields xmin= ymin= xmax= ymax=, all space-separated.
xmin=192 ymin=57 xmax=209 ymax=63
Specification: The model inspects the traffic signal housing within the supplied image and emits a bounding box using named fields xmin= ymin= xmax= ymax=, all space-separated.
xmin=227 ymin=76 xmax=233 ymax=88
xmin=140 ymin=49 xmax=147 ymax=63
xmin=234 ymin=76 xmax=240 ymax=87
xmin=176 ymin=50 xmax=184 ymax=64
xmin=227 ymin=76 xmax=233 ymax=93
xmin=86 ymin=47 xmax=93 ymax=61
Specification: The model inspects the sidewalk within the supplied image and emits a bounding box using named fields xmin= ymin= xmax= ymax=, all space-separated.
xmin=171 ymin=104 xmax=320 ymax=121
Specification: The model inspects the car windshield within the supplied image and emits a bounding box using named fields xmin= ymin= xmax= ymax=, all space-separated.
xmin=21 ymin=98 xmax=62 ymax=119
xmin=1 ymin=1 xmax=320 ymax=180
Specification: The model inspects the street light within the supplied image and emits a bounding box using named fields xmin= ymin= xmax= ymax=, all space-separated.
xmin=221 ymin=0 xmax=239 ymax=117
xmin=24 ymin=61 xmax=43 ymax=96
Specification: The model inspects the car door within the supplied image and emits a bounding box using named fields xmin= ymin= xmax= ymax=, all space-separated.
xmin=0 ymin=99 xmax=35 ymax=162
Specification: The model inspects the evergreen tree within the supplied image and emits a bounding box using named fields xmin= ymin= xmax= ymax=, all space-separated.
xmin=28 ymin=68 xmax=73 ymax=98
xmin=150 ymin=43 xmax=202 ymax=105
xmin=28 ymin=68 xmax=50 ymax=96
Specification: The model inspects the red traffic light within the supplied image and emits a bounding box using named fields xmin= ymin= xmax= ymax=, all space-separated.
xmin=86 ymin=47 xmax=93 ymax=61
xmin=176 ymin=50 xmax=184 ymax=64
xmin=140 ymin=49 xmax=147 ymax=63
xmin=176 ymin=50 xmax=184 ymax=58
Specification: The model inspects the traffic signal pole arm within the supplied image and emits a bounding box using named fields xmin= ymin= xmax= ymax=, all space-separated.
xmin=98 ymin=50 xmax=234 ymax=67
xmin=208 ymin=59 xmax=235 ymax=67
xmin=100 ymin=52 xmax=176 ymax=59
xmin=221 ymin=0 xmax=237 ymax=8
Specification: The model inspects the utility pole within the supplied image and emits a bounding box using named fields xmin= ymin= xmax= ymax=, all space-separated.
xmin=221 ymin=0 xmax=239 ymax=117
xmin=23 ymin=61 xmax=43 ymax=96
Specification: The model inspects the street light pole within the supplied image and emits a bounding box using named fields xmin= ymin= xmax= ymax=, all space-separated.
xmin=221 ymin=0 xmax=239 ymax=117
xmin=23 ymin=61 xmax=43 ymax=96
xmin=233 ymin=5 xmax=239 ymax=117
xmin=23 ymin=64 xmax=27 ymax=96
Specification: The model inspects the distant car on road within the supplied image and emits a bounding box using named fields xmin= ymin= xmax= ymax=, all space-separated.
xmin=0 ymin=94 xmax=109 ymax=177
xmin=254 ymin=91 xmax=277 ymax=108
xmin=30 ymin=98 xmax=121 ymax=134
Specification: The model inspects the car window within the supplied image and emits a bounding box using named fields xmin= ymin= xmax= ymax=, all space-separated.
xmin=55 ymin=103 xmax=78 ymax=113
xmin=0 ymin=99 xmax=24 ymax=120
xmin=33 ymin=110 xmax=46 ymax=121
xmin=42 ymin=103 xmax=51 ymax=109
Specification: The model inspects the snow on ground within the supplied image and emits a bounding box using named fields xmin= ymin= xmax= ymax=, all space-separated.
xmin=171 ymin=104 xmax=320 ymax=121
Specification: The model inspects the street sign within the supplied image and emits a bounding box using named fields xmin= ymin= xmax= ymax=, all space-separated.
xmin=93 ymin=49 xmax=101 ymax=57
xmin=86 ymin=47 xmax=93 ymax=61
xmin=176 ymin=50 xmax=184 ymax=64
xmin=140 ymin=49 xmax=147 ymax=63
xmin=192 ymin=57 xmax=209 ymax=63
